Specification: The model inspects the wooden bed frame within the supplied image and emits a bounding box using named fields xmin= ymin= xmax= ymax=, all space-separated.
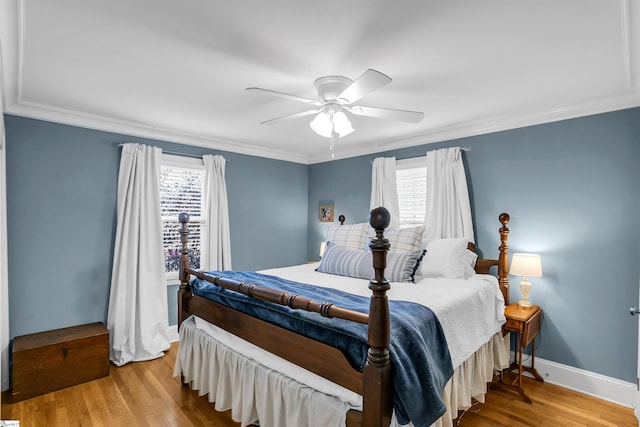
xmin=177 ymin=208 xmax=511 ymax=427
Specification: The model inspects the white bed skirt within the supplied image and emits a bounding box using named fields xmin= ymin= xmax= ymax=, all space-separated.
xmin=174 ymin=316 xmax=509 ymax=427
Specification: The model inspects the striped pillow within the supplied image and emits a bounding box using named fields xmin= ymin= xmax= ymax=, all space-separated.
xmin=325 ymin=222 xmax=370 ymax=250
xmin=317 ymin=244 xmax=425 ymax=283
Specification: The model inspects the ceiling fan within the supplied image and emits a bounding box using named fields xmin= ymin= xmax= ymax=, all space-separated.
xmin=246 ymin=69 xmax=424 ymax=157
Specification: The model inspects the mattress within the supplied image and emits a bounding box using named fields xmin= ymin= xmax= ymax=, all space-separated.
xmin=260 ymin=262 xmax=506 ymax=368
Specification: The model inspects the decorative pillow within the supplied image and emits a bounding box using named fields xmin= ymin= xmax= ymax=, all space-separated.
xmin=419 ymin=238 xmax=475 ymax=279
xmin=317 ymin=244 xmax=425 ymax=283
xmin=384 ymin=226 xmax=425 ymax=253
xmin=325 ymin=222 xmax=370 ymax=250
xmin=465 ymin=249 xmax=478 ymax=277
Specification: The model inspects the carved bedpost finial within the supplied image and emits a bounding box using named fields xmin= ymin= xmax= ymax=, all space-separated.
xmin=179 ymin=212 xmax=190 ymax=225
xmin=369 ymin=207 xmax=390 ymax=232
xmin=499 ymin=212 xmax=510 ymax=227
xmin=369 ymin=206 xmax=391 ymax=288
xmin=498 ymin=212 xmax=510 ymax=304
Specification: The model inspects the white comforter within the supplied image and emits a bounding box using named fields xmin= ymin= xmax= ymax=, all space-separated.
xmin=260 ymin=262 xmax=506 ymax=368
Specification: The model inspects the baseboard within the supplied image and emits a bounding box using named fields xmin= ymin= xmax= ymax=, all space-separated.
xmin=168 ymin=325 xmax=179 ymax=343
xmin=518 ymin=354 xmax=636 ymax=409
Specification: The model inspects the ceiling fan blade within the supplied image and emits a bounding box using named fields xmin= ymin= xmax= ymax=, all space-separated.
xmin=337 ymin=69 xmax=392 ymax=104
xmin=347 ymin=105 xmax=424 ymax=123
xmin=246 ymin=87 xmax=322 ymax=106
xmin=260 ymin=109 xmax=320 ymax=125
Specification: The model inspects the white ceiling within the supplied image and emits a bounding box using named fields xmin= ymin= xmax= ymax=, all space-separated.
xmin=1 ymin=0 xmax=639 ymax=164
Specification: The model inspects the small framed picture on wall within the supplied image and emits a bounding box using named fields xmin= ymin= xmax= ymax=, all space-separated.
xmin=320 ymin=205 xmax=334 ymax=222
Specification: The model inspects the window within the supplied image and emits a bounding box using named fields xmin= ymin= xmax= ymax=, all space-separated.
xmin=160 ymin=155 xmax=205 ymax=283
xmin=396 ymin=156 xmax=427 ymax=227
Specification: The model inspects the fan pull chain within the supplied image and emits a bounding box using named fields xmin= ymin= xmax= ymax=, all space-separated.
xmin=330 ymin=130 xmax=336 ymax=159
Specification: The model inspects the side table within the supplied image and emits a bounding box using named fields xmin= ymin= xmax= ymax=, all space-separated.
xmin=494 ymin=303 xmax=544 ymax=403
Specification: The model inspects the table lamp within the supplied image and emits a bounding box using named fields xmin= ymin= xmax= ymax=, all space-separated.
xmin=509 ymin=253 xmax=542 ymax=308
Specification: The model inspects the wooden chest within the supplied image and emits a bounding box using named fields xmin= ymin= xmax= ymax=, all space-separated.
xmin=11 ymin=322 xmax=110 ymax=402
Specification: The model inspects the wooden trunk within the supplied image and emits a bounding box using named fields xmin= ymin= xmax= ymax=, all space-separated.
xmin=11 ymin=322 xmax=110 ymax=402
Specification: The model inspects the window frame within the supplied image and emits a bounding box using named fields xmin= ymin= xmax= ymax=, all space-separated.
xmin=396 ymin=156 xmax=427 ymax=228
xmin=160 ymin=154 xmax=205 ymax=285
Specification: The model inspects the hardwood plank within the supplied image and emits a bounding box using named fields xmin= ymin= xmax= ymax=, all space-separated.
xmin=2 ymin=343 xmax=637 ymax=426
xmin=457 ymin=373 xmax=637 ymax=427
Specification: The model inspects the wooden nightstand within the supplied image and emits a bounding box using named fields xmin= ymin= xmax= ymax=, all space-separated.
xmin=494 ymin=303 xmax=544 ymax=403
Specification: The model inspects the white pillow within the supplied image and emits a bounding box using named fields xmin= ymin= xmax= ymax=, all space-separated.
xmin=325 ymin=222 xmax=370 ymax=251
xmin=420 ymin=238 xmax=476 ymax=279
xmin=465 ymin=249 xmax=478 ymax=277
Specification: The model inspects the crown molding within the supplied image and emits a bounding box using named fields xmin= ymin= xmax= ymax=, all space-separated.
xmin=6 ymin=90 xmax=640 ymax=166
xmin=307 ymin=92 xmax=640 ymax=164
xmin=5 ymin=101 xmax=311 ymax=164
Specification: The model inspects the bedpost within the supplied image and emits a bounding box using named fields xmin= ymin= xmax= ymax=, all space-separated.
xmin=498 ymin=212 xmax=510 ymax=304
xmin=177 ymin=212 xmax=191 ymax=329
xmin=362 ymin=207 xmax=393 ymax=427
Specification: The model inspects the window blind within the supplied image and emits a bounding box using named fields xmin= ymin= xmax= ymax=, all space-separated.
xmin=396 ymin=165 xmax=427 ymax=226
xmin=160 ymin=165 xmax=205 ymax=274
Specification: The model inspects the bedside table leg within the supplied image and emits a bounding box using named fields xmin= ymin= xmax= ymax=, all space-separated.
xmin=518 ymin=334 xmax=524 ymax=388
xmin=523 ymin=337 xmax=544 ymax=382
xmin=517 ymin=388 xmax=532 ymax=404
xmin=515 ymin=337 xmax=533 ymax=404
xmin=493 ymin=332 xmax=534 ymax=404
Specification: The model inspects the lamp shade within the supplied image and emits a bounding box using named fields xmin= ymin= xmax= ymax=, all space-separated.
xmin=332 ymin=111 xmax=354 ymax=137
xmin=509 ymin=253 xmax=542 ymax=278
xmin=309 ymin=112 xmax=333 ymax=138
xmin=309 ymin=109 xmax=353 ymax=138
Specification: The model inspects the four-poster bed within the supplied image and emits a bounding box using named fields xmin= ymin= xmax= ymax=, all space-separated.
xmin=175 ymin=208 xmax=511 ymax=427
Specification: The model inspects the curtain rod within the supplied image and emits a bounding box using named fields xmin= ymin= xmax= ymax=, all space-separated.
xmin=114 ymin=143 xmax=229 ymax=162
xmin=370 ymin=146 xmax=471 ymax=164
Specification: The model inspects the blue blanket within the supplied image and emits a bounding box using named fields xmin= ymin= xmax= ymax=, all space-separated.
xmin=190 ymin=271 xmax=453 ymax=427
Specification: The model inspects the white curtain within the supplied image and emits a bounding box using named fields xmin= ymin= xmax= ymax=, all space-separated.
xmin=424 ymin=147 xmax=474 ymax=242
xmin=107 ymin=143 xmax=170 ymax=366
xmin=370 ymin=157 xmax=400 ymax=229
xmin=201 ymin=154 xmax=232 ymax=271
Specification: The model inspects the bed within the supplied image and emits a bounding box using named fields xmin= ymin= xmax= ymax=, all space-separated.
xmin=174 ymin=207 xmax=512 ymax=427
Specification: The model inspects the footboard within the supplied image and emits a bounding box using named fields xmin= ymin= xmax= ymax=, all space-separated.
xmin=177 ymin=207 xmax=394 ymax=427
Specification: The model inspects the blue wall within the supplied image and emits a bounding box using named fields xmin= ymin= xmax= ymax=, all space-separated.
xmin=308 ymin=107 xmax=640 ymax=383
xmin=4 ymin=115 xmax=308 ymax=336
xmin=6 ymin=107 xmax=640 ymax=384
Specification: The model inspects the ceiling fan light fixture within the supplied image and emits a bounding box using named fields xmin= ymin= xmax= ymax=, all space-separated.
xmin=310 ymin=109 xmax=353 ymax=139
xmin=309 ymin=111 xmax=333 ymax=138
xmin=332 ymin=111 xmax=354 ymax=137
xmin=249 ymin=68 xmax=423 ymax=157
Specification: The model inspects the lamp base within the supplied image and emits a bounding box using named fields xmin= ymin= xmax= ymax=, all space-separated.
xmin=518 ymin=277 xmax=532 ymax=309
xmin=518 ymin=299 xmax=532 ymax=308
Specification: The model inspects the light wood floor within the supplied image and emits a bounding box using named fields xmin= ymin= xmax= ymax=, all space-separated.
xmin=2 ymin=342 xmax=637 ymax=426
